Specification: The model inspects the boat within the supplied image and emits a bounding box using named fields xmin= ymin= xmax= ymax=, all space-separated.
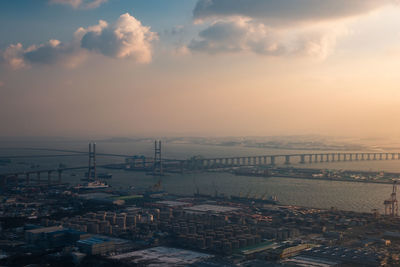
xmin=230 ymin=195 xmax=279 ymax=205
xmin=144 ymin=180 xmax=167 ymax=198
xmin=74 ymin=180 xmax=110 ymax=190
xmin=233 ymin=168 xmax=271 ymax=178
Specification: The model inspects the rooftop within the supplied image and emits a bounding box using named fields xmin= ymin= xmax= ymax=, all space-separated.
xmin=26 ymin=226 xmax=63 ymax=234
xmin=184 ymin=204 xmax=239 ymax=213
xmin=156 ymin=200 xmax=191 ymax=207
xmin=110 ymin=246 xmax=212 ymax=266
xmin=77 ymin=236 xmax=112 ymax=246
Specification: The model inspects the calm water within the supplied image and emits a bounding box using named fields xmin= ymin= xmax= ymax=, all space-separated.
xmin=0 ymin=139 xmax=399 ymax=213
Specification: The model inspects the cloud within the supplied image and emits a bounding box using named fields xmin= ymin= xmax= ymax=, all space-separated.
xmin=24 ymin=39 xmax=84 ymax=66
xmin=49 ymin=0 xmax=107 ymax=9
xmin=1 ymin=13 xmax=157 ymax=70
xmin=79 ymin=13 xmax=158 ymax=62
xmin=2 ymin=43 xmax=27 ymax=70
xmin=189 ymin=19 xmax=286 ymax=55
xmin=193 ymin=0 xmax=395 ymax=24
xmin=188 ymin=18 xmax=347 ymax=59
xmin=1 ymin=39 xmax=86 ymax=70
xmin=188 ymin=0 xmax=377 ymax=58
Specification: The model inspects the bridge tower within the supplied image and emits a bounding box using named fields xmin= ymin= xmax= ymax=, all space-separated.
xmin=87 ymin=143 xmax=97 ymax=181
xmin=384 ymin=181 xmax=398 ymax=216
xmin=153 ymin=140 xmax=163 ymax=176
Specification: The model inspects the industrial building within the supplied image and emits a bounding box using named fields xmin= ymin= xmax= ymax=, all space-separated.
xmin=25 ymin=226 xmax=90 ymax=248
xmin=109 ymin=246 xmax=213 ymax=266
xmin=76 ymin=236 xmax=115 ymax=255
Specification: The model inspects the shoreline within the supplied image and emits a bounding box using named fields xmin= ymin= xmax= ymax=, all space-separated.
xmin=269 ymin=174 xmax=395 ymax=185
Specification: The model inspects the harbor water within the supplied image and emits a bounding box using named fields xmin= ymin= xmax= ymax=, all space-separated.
xmin=1 ymin=139 xmax=399 ymax=213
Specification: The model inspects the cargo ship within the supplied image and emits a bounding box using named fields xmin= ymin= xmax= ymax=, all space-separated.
xmin=74 ymin=180 xmax=110 ymax=190
xmin=233 ymin=168 xmax=271 ymax=178
xmin=230 ymin=195 xmax=279 ymax=205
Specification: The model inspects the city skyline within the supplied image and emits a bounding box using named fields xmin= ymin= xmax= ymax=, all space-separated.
xmin=2 ymin=0 xmax=400 ymax=138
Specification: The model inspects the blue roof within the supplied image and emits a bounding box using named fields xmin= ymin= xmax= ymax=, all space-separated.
xmin=77 ymin=237 xmax=111 ymax=245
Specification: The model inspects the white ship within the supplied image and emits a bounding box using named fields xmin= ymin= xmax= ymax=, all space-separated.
xmin=74 ymin=180 xmax=110 ymax=190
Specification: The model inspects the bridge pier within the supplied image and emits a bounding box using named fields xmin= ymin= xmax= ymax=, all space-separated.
xmin=373 ymin=153 xmax=377 ymax=160
xmin=58 ymin=170 xmax=62 ymax=184
xmin=325 ymin=154 xmax=329 ymax=162
xmin=337 ymin=153 xmax=341 ymax=162
xmin=200 ymin=159 xmax=206 ymax=169
xmin=300 ymin=155 xmax=305 ymax=164
xmin=26 ymin=173 xmax=30 ymax=185
xmin=48 ymin=171 xmax=52 ymax=185
xmin=270 ymin=156 xmax=275 ymax=165
xmin=285 ymin=155 xmax=291 ymax=165
xmin=308 ymin=155 xmax=313 ymax=163
xmin=314 ymin=154 xmax=318 ymax=163
xmin=385 ymin=153 xmax=389 ymax=160
xmin=331 ymin=153 xmax=335 ymax=162
xmin=379 ymin=153 xmax=383 ymax=160
xmin=37 ymin=172 xmax=41 ymax=184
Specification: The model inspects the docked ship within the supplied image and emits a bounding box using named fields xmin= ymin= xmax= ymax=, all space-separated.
xmin=233 ymin=168 xmax=271 ymax=178
xmin=74 ymin=180 xmax=110 ymax=190
xmin=230 ymin=194 xmax=279 ymax=205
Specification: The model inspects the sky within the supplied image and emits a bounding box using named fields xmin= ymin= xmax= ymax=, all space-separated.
xmin=2 ymin=0 xmax=400 ymax=138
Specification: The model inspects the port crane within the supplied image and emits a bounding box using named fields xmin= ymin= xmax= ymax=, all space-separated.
xmin=384 ymin=181 xmax=398 ymax=216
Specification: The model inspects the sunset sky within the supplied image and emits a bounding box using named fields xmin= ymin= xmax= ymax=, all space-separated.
xmin=2 ymin=0 xmax=400 ymax=138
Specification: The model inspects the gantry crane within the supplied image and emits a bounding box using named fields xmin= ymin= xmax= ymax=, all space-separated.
xmin=384 ymin=181 xmax=398 ymax=216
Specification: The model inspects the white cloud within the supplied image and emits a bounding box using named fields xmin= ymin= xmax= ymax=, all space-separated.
xmin=189 ymin=19 xmax=285 ymax=55
xmin=188 ymin=18 xmax=348 ymax=59
xmin=2 ymin=43 xmax=27 ymax=70
xmin=49 ymin=0 xmax=107 ymax=9
xmin=188 ymin=0 xmax=369 ymax=58
xmin=1 ymin=13 xmax=157 ymax=70
xmin=79 ymin=13 xmax=158 ymax=63
xmin=1 ymin=39 xmax=85 ymax=70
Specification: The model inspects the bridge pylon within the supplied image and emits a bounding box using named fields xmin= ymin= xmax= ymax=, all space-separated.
xmin=87 ymin=143 xmax=97 ymax=180
xmin=153 ymin=140 xmax=163 ymax=176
